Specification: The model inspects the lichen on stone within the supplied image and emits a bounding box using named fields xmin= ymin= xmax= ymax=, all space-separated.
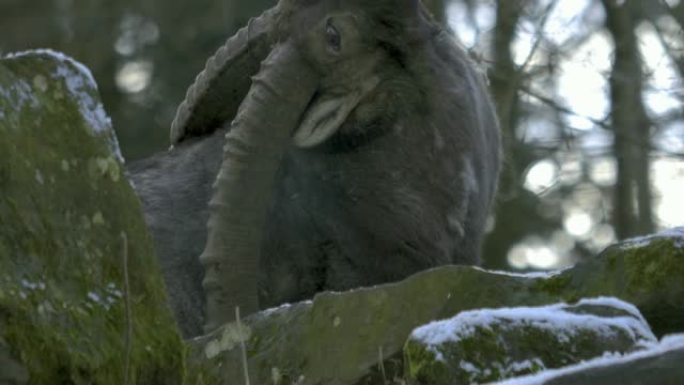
xmin=405 ymin=298 xmax=656 ymax=385
xmin=0 ymin=49 xmax=212 ymax=384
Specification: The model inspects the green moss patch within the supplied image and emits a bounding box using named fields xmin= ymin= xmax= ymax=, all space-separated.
xmin=0 ymin=50 xmax=197 ymax=384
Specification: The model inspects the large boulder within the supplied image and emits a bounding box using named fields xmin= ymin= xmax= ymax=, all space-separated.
xmin=190 ymin=228 xmax=684 ymax=385
xmin=0 ymin=50 xmax=204 ymax=384
xmin=404 ymin=297 xmax=656 ymax=384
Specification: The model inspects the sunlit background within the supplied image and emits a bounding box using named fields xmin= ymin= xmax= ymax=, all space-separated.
xmin=449 ymin=0 xmax=684 ymax=270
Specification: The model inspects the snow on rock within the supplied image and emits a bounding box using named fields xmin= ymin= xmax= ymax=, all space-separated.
xmin=473 ymin=266 xmax=570 ymax=279
xmin=0 ymin=75 xmax=38 ymax=128
xmin=2 ymin=49 xmax=123 ymax=162
xmin=258 ymin=300 xmax=312 ymax=318
xmin=404 ymin=297 xmax=656 ymax=385
xmin=618 ymin=226 xmax=684 ymax=249
xmin=5 ymin=49 xmax=98 ymax=90
xmin=493 ymin=334 xmax=684 ymax=385
xmin=0 ymin=48 xmax=189 ymax=381
xmin=411 ymin=297 xmax=655 ymax=350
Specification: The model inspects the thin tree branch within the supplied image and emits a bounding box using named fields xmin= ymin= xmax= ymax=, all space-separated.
xmin=516 ymin=0 xmax=559 ymax=74
xmin=519 ymin=85 xmax=611 ymax=129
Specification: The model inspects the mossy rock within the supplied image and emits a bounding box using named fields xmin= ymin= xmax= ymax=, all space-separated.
xmin=0 ymin=50 xmax=204 ymax=384
xmin=189 ymin=228 xmax=684 ymax=385
xmin=493 ymin=334 xmax=684 ymax=385
xmin=0 ymin=336 xmax=28 ymax=385
xmin=404 ymin=297 xmax=656 ymax=385
xmin=566 ymin=230 xmax=684 ymax=337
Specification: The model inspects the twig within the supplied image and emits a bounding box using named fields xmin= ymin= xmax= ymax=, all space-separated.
xmin=517 ymin=0 xmax=559 ymax=74
xmin=519 ymin=85 xmax=611 ymax=130
xmin=121 ymin=232 xmax=132 ymax=385
xmin=378 ymin=346 xmax=388 ymax=385
xmin=236 ymin=307 xmax=250 ymax=385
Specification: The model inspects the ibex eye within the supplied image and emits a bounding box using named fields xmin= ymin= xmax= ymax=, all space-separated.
xmin=325 ymin=19 xmax=341 ymax=53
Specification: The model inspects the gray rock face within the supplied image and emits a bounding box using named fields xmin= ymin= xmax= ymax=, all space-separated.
xmin=404 ymin=298 xmax=656 ymax=385
xmin=0 ymin=50 xmax=197 ymax=384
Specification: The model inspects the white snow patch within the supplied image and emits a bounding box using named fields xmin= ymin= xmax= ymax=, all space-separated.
xmin=55 ymin=63 xmax=111 ymax=134
xmin=490 ymin=358 xmax=548 ymax=380
xmin=3 ymin=49 xmax=123 ymax=162
xmin=260 ymin=302 xmax=294 ymax=316
xmin=505 ymin=358 xmax=546 ymax=373
xmin=87 ymin=291 xmax=102 ymax=303
xmin=106 ymin=282 xmax=123 ymax=298
xmin=410 ymin=297 xmax=655 ymax=351
xmin=4 ymin=49 xmax=97 ymax=91
xmin=619 ymin=227 xmax=684 ymax=249
xmin=259 ymin=299 xmax=313 ymax=317
xmin=86 ymin=286 xmax=121 ymax=311
xmin=0 ymin=76 xmax=39 ymax=122
xmin=459 ymin=360 xmax=478 ymax=373
xmin=459 ymin=358 xmax=547 ymax=383
xmin=20 ymin=278 xmax=46 ymax=291
xmin=473 ymin=266 xmax=570 ymax=279
xmin=493 ymin=334 xmax=684 ymax=385
xmin=574 ymin=297 xmax=647 ymax=324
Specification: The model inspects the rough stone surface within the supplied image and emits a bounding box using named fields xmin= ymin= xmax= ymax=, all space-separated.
xmin=573 ymin=228 xmax=684 ymax=337
xmin=404 ymin=297 xmax=656 ymax=385
xmin=189 ymin=228 xmax=684 ymax=385
xmin=493 ymin=334 xmax=684 ymax=385
xmin=0 ymin=337 xmax=28 ymax=385
xmin=0 ymin=50 xmax=208 ymax=384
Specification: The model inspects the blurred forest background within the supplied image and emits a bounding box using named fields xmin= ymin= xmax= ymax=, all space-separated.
xmin=2 ymin=0 xmax=683 ymax=271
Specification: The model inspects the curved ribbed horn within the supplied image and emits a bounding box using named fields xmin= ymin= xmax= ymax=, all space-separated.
xmin=170 ymin=5 xmax=280 ymax=144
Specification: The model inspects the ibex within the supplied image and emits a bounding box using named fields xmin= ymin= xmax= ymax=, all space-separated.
xmin=128 ymin=0 xmax=500 ymax=337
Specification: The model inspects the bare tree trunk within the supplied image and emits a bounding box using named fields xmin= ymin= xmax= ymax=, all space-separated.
xmin=482 ymin=0 xmax=536 ymax=270
xmin=602 ymin=0 xmax=654 ymax=239
xmin=491 ymin=0 xmax=525 ymax=134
